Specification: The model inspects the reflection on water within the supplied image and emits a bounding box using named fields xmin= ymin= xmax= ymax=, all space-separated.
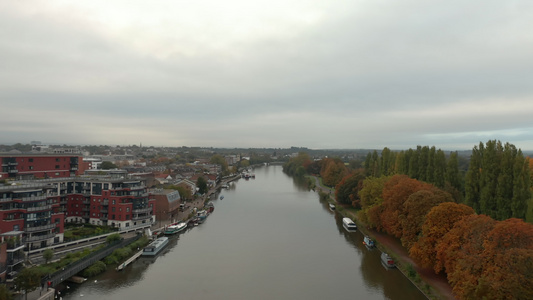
xmin=63 ymin=165 xmax=425 ymax=300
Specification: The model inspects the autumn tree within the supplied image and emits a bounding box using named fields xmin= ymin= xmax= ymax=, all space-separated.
xmin=335 ymin=169 xmax=365 ymax=207
xmin=434 ymin=214 xmax=496 ymax=298
xmin=474 ymin=218 xmax=533 ymax=300
xmin=379 ymin=175 xmax=433 ymax=238
xmin=320 ymin=158 xmax=347 ymax=187
xmin=400 ymin=188 xmax=452 ymax=249
xmin=357 ymin=176 xmax=389 ymax=226
xmin=283 ymin=152 xmax=311 ymax=177
xmin=409 ymin=202 xmax=474 ymax=270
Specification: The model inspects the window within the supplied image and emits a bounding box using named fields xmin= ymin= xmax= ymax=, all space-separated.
xmin=126 ymin=207 xmax=130 ymax=212
xmin=29 ymin=158 xmax=33 ymax=162
xmin=112 ymin=200 xmax=116 ymax=205
xmin=55 ymin=165 xmax=60 ymax=169
xmin=112 ymin=207 xmax=115 ymax=212
xmin=29 ymin=166 xmax=34 ymax=170
xmin=13 ymin=225 xmax=19 ymax=231
xmin=56 ymin=158 xmax=60 ymax=162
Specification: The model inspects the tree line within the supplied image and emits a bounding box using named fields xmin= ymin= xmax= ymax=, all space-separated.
xmin=282 ymin=140 xmax=533 ymax=299
xmin=358 ymin=174 xmax=532 ymax=300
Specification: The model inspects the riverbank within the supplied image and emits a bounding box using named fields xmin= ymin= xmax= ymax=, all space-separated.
xmin=310 ymin=176 xmax=455 ymax=300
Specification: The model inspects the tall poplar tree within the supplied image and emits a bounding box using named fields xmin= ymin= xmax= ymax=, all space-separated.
xmin=479 ymin=140 xmax=501 ymax=218
xmin=465 ymin=143 xmax=483 ymax=213
xmin=511 ymin=150 xmax=530 ymax=219
xmin=434 ymin=149 xmax=446 ymax=188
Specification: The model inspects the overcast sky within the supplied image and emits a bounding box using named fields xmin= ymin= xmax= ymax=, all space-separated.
xmin=1 ymin=1 xmax=533 ymax=150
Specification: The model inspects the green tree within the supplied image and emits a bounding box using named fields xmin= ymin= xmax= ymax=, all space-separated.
xmin=335 ymin=170 xmax=365 ymax=207
xmin=106 ymin=233 xmax=121 ymax=244
xmin=465 ymin=143 xmax=483 ymax=212
xmin=196 ymin=176 xmax=208 ymax=194
xmin=100 ymin=161 xmax=118 ymax=170
xmin=43 ymin=249 xmax=54 ymax=264
xmin=0 ymin=284 xmax=13 ymax=300
xmin=14 ymin=268 xmax=41 ymax=300
xmin=210 ymin=154 xmax=229 ymax=175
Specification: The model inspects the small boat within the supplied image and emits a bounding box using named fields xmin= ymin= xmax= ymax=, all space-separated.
xmin=196 ymin=210 xmax=208 ymax=223
xmin=220 ymin=195 xmax=224 ymax=200
xmin=342 ymin=217 xmax=357 ymax=232
xmin=221 ymin=184 xmax=229 ymax=189
xmin=329 ymin=203 xmax=336 ymax=211
xmin=363 ymin=236 xmax=375 ymax=248
xmin=164 ymin=222 xmax=187 ymax=235
xmin=142 ymin=237 xmax=169 ymax=256
xmin=381 ymin=252 xmax=395 ymax=268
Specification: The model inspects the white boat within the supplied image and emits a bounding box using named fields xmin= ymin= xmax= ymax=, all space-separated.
xmin=329 ymin=203 xmax=336 ymax=211
xmin=381 ymin=252 xmax=396 ymax=268
xmin=164 ymin=222 xmax=187 ymax=235
xmin=342 ymin=217 xmax=357 ymax=232
xmin=363 ymin=236 xmax=375 ymax=248
xmin=142 ymin=237 xmax=169 ymax=256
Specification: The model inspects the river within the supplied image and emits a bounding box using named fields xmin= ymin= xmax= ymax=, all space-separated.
xmin=62 ymin=165 xmax=426 ymax=300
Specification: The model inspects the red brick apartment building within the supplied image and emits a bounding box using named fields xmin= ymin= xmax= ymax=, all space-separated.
xmin=0 ymin=178 xmax=155 ymax=248
xmin=0 ymin=154 xmax=87 ymax=180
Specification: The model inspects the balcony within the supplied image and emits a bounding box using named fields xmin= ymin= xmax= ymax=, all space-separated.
xmin=26 ymin=204 xmax=52 ymax=212
xmin=132 ymin=214 xmax=152 ymax=221
xmin=25 ymin=223 xmax=56 ymax=233
xmin=0 ymin=197 xmax=13 ymax=203
xmin=8 ymin=169 xmax=18 ymax=174
xmin=26 ymin=233 xmax=55 ymax=242
xmin=21 ymin=195 xmax=47 ymax=202
xmin=133 ymin=207 xmax=153 ymax=214
xmin=8 ymin=162 xmax=18 ymax=166
xmin=70 ymin=167 xmax=78 ymax=171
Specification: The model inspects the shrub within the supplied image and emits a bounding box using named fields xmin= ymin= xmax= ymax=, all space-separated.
xmin=81 ymin=261 xmax=106 ymax=277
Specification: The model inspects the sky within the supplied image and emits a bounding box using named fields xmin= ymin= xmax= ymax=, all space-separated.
xmin=1 ymin=1 xmax=533 ymax=150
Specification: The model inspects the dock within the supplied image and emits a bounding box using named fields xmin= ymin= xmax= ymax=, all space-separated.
xmin=116 ymin=249 xmax=143 ymax=271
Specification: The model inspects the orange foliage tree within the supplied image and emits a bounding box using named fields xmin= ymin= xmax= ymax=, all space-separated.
xmin=400 ymin=188 xmax=453 ymax=249
xmin=435 ymin=214 xmax=496 ymax=298
xmin=379 ymin=175 xmax=434 ymax=238
xmin=320 ymin=158 xmax=348 ymax=187
xmin=409 ymin=202 xmax=474 ymax=270
xmin=474 ymin=218 xmax=533 ymax=300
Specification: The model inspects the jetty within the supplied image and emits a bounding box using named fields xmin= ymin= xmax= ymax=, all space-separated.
xmin=116 ymin=249 xmax=143 ymax=271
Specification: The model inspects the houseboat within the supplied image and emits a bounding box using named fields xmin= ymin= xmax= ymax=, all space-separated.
xmin=164 ymin=222 xmax=187 ymax=235
xmin=381 ymin=252 xmax=396 ymax=268
xmin=197 ymin=210 xmax=208 ymax=223
xmin=342 ymin=217 xmax=357 ymax=232
xmin=363 ymin=236 xmax=375 ymax=248
xmin=142 ymin=237 xmax=169 ymax=256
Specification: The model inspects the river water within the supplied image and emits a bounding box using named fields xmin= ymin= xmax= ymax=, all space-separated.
xmin=63 ymin=165 xmax=426 ymax=300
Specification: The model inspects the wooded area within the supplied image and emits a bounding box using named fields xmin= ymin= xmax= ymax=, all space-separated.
xmin=283 ymin=140 xmax=533 ymax=300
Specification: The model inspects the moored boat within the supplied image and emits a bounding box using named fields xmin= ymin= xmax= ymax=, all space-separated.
xmin=381 ymin=252 xmax=395 ymax=268
xmin=342 ymin=217 xmax=357 ymax=232
xmin=363 ymin=236 xmax=375 ymax=248
xmin=329 ymin=203 xmax=336 ymax=211
xmin=196 ymin=210 xmax=208 ymax=223
xmin=164 ymin=222 xmax=187 ymax=235
xmin=142 ymin=237 xmax=169 ymax=256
